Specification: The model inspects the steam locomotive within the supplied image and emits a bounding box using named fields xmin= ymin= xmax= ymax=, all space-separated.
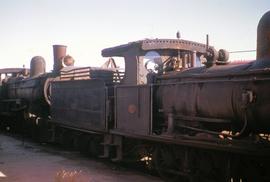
xmin=1 ymin=11 xmax=270 ymax=182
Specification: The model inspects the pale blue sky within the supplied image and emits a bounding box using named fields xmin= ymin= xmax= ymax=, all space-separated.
xmin=0 ymin=0 xmax=269 ymax=70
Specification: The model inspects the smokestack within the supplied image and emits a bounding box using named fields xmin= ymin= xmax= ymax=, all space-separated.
xmin=53 ymin=45 xmax=67 ymax=74
xmin=257 ymin=11 xmax=270 ymax=60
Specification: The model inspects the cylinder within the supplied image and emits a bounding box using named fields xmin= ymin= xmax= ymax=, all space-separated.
xmin=257 ymin=11 xmax=270 ymax=59
xmin=53 ymin=45 xmax=67 ymax=74
xmin=30 ymin=56 xmax=46 ymax=77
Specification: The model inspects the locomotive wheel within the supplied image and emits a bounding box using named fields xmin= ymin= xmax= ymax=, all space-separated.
xmin=87 ymin=136 xmax=102 ymax=158
xmin=31 ymin=118 xmax=39 ymax=141
xmin=190 ymin=149 xmax=231 ymax=182
xmin=78 ymin=135 xmax=102 ymax=157
xmin=61 ymin=130 xmax=74 ymax=150
xmin=153 ymin=145 xmax=189 ymax=182
xmin=78 ymin=134 xmax=90 ymax=155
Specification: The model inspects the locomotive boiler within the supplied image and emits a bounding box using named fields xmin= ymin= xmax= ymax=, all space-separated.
xmin=155 ymin=47 xmax=270 ymax=136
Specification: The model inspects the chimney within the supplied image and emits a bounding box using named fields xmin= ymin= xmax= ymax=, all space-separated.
xmin=53 ymin=45 xmax=67 ymax=74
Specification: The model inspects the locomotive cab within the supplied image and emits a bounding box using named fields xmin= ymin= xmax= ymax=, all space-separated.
xmin=102 ymin=39 xmax=211 ymax=136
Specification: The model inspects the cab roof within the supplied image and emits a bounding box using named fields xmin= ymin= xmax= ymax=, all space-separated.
xmin=102 ymin=38 xmax=209 ymax=57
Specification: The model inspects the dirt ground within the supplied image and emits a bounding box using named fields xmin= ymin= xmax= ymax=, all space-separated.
xmin=0 ymin=133 xmax=161 ymax=182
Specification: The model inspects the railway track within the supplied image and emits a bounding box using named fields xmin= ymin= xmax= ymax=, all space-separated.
xmin=0 ymin=131 xmax=161 ymax=182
